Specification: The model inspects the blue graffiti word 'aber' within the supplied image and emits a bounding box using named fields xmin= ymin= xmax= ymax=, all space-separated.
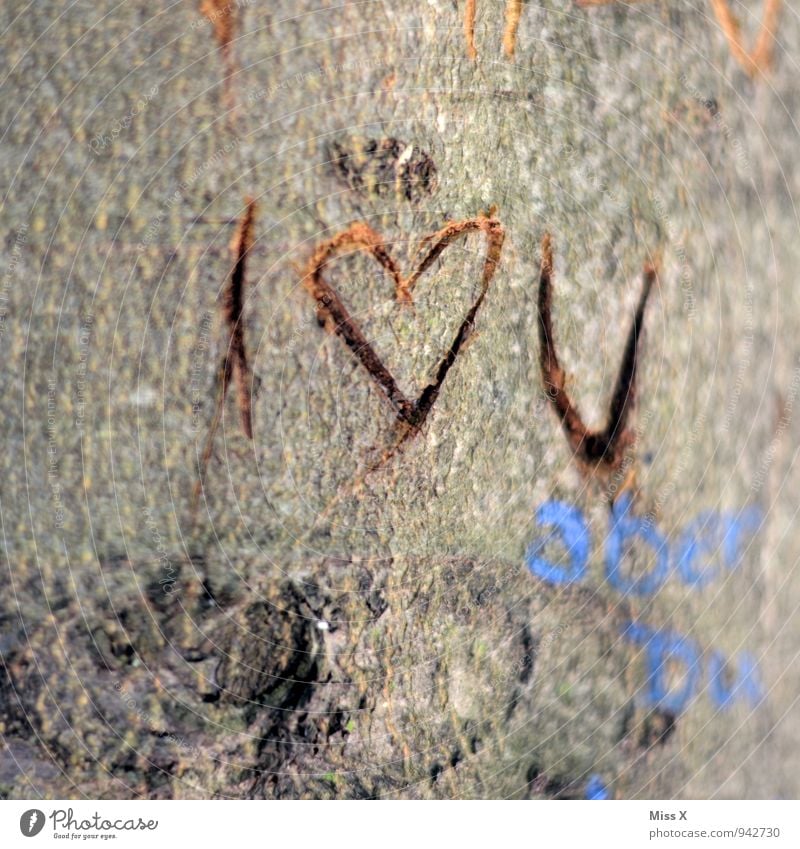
xmin=526 ymin=496 xmax=762 ymax=597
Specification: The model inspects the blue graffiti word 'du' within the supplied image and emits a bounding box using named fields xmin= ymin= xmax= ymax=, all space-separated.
xmin=525 ymin=497 xmax=762 ymax=597
xmin=621 ymin=622 xmax=764 ymax=713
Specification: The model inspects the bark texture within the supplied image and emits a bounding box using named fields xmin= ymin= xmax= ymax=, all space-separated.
xmin=1 ymin=0 xmax=800 ymax=799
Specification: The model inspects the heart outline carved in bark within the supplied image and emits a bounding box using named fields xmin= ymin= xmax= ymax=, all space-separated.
xmin=303 ymin=213 xmax=505 ymax=430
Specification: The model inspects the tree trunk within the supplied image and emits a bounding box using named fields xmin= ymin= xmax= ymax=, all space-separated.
xmin=1 ymin=0 xmax=799 ymax=799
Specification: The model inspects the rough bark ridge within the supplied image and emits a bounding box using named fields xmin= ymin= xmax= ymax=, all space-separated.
xmin=1 ymin=1 xmax=799 ymax=799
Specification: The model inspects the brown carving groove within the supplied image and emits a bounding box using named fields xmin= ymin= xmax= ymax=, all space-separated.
xmin=223 ymin=196 xmax=257 ymax=439
xmin=303 ymin=213 xmax=505 ymax=431
xmin=464 ymin=0 xmax=524 ymax=59
xmin=537 ymin=233 xmax=657 ymax=471
xmin=193 ymin=197 xmax=257 ymax=510
xmin=465 ymin=0 xmax=478 ymax=60
xmin=201 ymin=0 xmax=239 ymax=111
xmin=503 ymin=0 xmax=524 ymax=57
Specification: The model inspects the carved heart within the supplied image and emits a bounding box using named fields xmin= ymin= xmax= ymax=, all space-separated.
xmin=303 ymin=214 xmax=505 ymax=429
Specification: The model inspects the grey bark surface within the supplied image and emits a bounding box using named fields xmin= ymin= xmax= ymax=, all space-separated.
xmin=1 ymin=0 xmax=800 ymax=799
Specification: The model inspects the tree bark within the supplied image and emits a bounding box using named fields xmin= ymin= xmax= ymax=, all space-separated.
xmin=1 ymin=0 xmax=799 ymax=799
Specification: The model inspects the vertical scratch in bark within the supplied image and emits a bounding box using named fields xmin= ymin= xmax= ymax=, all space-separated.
xmin=224 ymin=196 xmax=257 ymax=440
xmin=201 ymin=0 xmax=240 ymax=113
xmin=193 ymin=197 xmax=257 ymax=510
xmin=503 ymin=0 xmax=523 ymax=57
xmin=464 ymin=0 xmax=478 ymax=60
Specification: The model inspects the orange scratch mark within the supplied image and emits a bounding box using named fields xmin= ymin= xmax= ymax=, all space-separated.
xmin=503 ymin=0 xmax=523 ymax=57
xmin=465 ymin=0 xmax=478 ymax=60
xmin=200 ymin=0 xmax=240 ymax=112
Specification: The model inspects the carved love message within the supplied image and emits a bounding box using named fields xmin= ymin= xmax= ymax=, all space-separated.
xmin=302 ymin=214 xmax=505 ymax=429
